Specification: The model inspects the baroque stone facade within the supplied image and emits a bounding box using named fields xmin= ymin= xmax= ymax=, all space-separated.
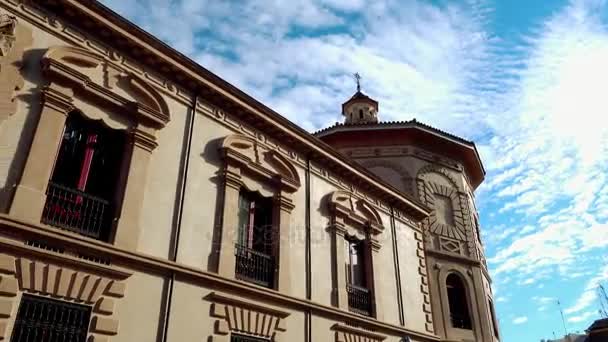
xmin=0 ymin=1 xmax=498 ymax=342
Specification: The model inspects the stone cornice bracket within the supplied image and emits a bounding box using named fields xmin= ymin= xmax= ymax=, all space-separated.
xmin=206 ymin=292 xmax=289 ymax=341
xmin=220 ymin=134 xmax=301 ymax=193
xmin=41 ymin=85 xmax=74 ymax=114
xmin=41 ymin=45 xmax=170 ymax=129
xmin=222 ymin=164 xmax=244 ymax=190
xmin=329 ymin=190 xmax=384 ymax=236
xmin=130 ymin=126 xmax=158 ymax=152
xmin=331 ymin=323 xmax=387 ymax=342
xmin=275 ymin=193 xmax=295 ymax=214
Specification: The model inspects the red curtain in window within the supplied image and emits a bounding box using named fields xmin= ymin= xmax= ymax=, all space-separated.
xmin=76 ymin=133 xmax=98 ymax=192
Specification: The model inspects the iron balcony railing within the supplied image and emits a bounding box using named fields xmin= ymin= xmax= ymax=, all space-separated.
xmin=11 ymin=294 xmax=91 ymax=342
xmin=451 ymin=314 xmax=472 ymax=330
xmin=234 ymin=244 xmax=275 ymax=288
xmin=42 ymin=182 xmax=112 ymax=240
xmin=346 ymin=284 xmax=372 ymax=316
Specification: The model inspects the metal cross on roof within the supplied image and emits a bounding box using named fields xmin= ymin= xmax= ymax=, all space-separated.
xmin=354 ymin=72 xmax=361 ymax=92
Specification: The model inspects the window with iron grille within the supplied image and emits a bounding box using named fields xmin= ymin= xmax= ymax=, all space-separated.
xmin=345 ymin=238 xmax=373 ymax=316
xmin=42 ymin=111 xmax=126 ymax=241
xmin=235 ymin=190 xmax=275 ymax=288
xmin=230 ymin=333 xmax=269 ymax=342
xmin=10 ymin=294 xmax=91 ymax=342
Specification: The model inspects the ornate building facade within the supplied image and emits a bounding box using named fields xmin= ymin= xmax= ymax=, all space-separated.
xmin=0 ymin=1 xmax=499 ymax=341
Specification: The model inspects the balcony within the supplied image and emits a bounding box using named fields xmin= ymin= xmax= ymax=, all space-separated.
xmin=234 ymin=244 xmax=275 ymax=288
xmin=347 ymin=284 xmax=372 ymax=316
xmin=451 ymin=313 xmax=473 ymax=330
xmin=42 ymin=182 xmax=113 ymax=240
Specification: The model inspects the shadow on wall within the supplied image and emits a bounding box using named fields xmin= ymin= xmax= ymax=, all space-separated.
xmin=0 ymin=48 xmax=47 ymax=213
xmin=201 ymin=137 xmax=224 ymax=273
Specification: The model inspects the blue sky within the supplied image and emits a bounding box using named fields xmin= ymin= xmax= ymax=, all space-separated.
xmin=101 ymin=0 xmax=608 ymax=340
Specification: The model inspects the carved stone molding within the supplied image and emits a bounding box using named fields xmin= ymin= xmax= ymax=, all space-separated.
xmin=329 ymin=190 xmax=384 ymax=236
xmin=220 ymin=134 xmax=301 ymax=194
xmin=206 ymin=292 xmax=289 ymax=342
xmin=0 ymin=253 xmax=130 ymax=341
xmin=0 ymin=14 xmax=32 ymax=125
xmin=417 ymin=165 xmax=461 ymax=192
xmin=414 ymin=231 xmax=434 ymax=334
xmin=331 ymin=323 xmax=386 ymax=342
xmin=42 ymin=45 xmax=171 ymax=129
xmin=0 ymin=14 xmax=17 ymax=57
xmin=416 ymin=166 xmax=476 ymax=259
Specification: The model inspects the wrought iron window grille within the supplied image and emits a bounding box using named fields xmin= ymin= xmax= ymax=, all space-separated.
xmin=10 ymin=294 xmax=91 ymax=342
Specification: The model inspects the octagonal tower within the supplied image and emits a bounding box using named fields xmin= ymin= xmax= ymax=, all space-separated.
xmin=315 ymin=91 xmax=499 ymax=342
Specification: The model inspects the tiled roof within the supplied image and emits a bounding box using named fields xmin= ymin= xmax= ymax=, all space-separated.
xmin=313 ymin=118 xmax=475 ymax=146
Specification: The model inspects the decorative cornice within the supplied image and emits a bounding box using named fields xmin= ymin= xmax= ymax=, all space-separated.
xmin=131 ymin=127 xmax=158 ymax=152
xmin=0 ymin=214 xmax=441 ymax=342
xmin=220 ymin=134 xmax=301 ymax=193
xmin=329 ymin=190 xmax=384 ymax=235
xmin=331 ymin=323 xmax=387 ymax=341
xmin=41 ymin=85 xmax=74 ymax=114
xmin=205 ymin=292 xmax=290 ymax=319
xmin=42 ymin=45 xmax=170 ymax=129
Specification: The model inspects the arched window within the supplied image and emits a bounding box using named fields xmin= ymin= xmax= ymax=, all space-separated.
xmin=446 ymin=273 xmax=472 ymax=330
xmin=359 ymin=109 xmax=364 ymax=119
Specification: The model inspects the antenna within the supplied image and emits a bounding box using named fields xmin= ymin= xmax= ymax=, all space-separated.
xmin=557 ymin=299 xmax=568 ymax=337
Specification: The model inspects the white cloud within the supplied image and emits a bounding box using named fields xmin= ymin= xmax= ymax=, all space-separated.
xmin=102 ymin=0 xmax=495 ymax=132
xmin=565 ymin=262 xmax=608 ymax=315
xmin=513 ymin=316 xmax=528 ymax=324
xmin=568 ymin=311 xmax=598 ymax=323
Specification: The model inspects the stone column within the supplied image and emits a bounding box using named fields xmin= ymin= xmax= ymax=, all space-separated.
xmin=113 ymin=125 xmax=155 ymax=249
xmin=332 ymin=217 xmax=348 ymax=310
xmin=369 ymin=237 xmax=382 ymax=320
xmin=10 ymin=86 xmax=72 ymax=223
xmin=275 ymin=193 xmax=294 ymax=293
xmin=217 ymin=164 xmax=242 ymax=278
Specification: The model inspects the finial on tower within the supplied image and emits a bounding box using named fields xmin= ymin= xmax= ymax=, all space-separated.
xmin=354 ymin=72 xmax=361 ymax=92
xmin=342 ymin=72 xmax=379 ymax=124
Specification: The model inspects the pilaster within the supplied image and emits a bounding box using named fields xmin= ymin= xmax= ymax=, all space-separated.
xmin=113 ymin=126 xmax=156 ymax=249
xmin=9 ymin=86 xmax=72 ymax=223
xmin=217 ymin=164 xmax=242 ymax=278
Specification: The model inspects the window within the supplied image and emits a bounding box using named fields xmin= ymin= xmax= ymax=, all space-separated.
xmin=11 ymin=294 xmax=91 ymax=342
xmin=234 ymin=190 xmax=275 ymax=288
xmin=41 ymin=112 xmax=126 ymax=241
xmin=346 ymin=239 xmax=366 ymax=287
xmin=446 ymin=273 xmax=472 ymax=330
xmin=231 ymin=334 xmax=269 ymax=342
xmin=488 ymin=298 xmax=499 ymax=338
xmin=345 ymin=238 xmax=372 ymax=316
xmin=359 ymin=109 xmax=364 ymax=119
